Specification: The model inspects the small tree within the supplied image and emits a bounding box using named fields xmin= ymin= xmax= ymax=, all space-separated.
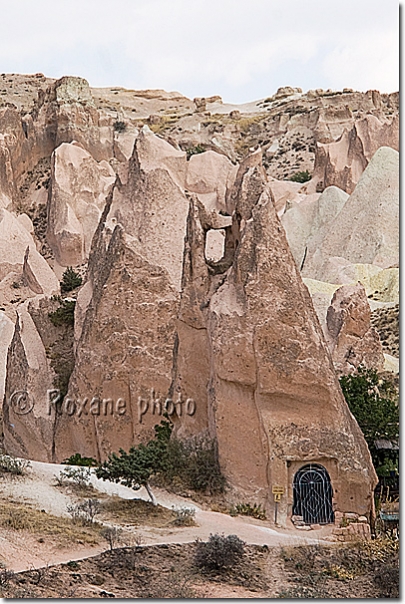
xmin=60 ymin=267 xmax=82 ymax=292
xmin=339 ymin=367 xmax=399 ymax=476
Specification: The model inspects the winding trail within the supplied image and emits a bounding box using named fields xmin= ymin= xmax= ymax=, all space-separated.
xmin=0 ymin=461 xmax=334 ymax=572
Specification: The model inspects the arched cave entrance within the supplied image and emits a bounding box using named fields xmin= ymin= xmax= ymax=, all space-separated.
xmin=293 ymin=463 xmax=334 ymax=525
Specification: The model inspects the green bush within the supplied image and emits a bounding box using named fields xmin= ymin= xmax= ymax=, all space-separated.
xmin=186 ymin=144 xmax=206 ymax=160
xmin=339 ymin=367 xmax=399 ymax=477
xmin=194 ymin=533 xmax=245 ymax=572
xmin=289 ymin=170 xmax=311 ymax=183
xmin=60 ymin=267 xmax=82 ymax=292
xmin=48 ymin=299 xmax=75 ymax=326
xmin=63 ymin=453 xmax=98 ymax=467
xmin=113 ymin=120 xmax=127 ymax=133
xmin=96 ymin=420 xmax=226 ymax=504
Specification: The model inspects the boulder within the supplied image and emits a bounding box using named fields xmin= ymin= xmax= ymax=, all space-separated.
xmin=326 ymin=283 xmax=385 ymax=374
xmin=22 ymin=245 xmax=59 ymax=296
xmin=46 ymin=141 xmax=116 ymax=266
xmin=36 ymin=76 xmax=114 ymax=162
xmin=186 ymin=150 xmax=237 ymax=214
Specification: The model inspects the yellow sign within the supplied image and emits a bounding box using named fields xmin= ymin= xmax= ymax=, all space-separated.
xmin=274 ymin=493 xmax=282 ymax=502
xmin=272 ymin=486 xmax=285 ymax=495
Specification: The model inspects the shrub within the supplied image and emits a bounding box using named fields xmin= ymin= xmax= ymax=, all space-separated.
xmin=186 ymin=144 xmax=206 ymax=160
xmin=100 ymin=526 xmax=123 ymax=550
xmin=194 ymin=533 xmax=245 ymax=572
xmin=48 ymin=299 xmax=75 ymax=326
xmin=96 ymin=420 xmax=226 ymax=503
xmin=0 ymin=454 xmax=31 ymax=476
xmin=113 ymin=120 xmax=127 ymax=133
xmin=172 ymin=506 xmax=196 ymax=526
xmin=56 ymin=466 xmax=91 ymax=487
xmin=67 ymin=498 xmax=100 ymax=524
xmin=63 ymin=453 xmax=98 ymax=467
xmin=229 ymin=502 xmax=266 ymax=520
xmin=60 ymin=267 xmax=82 ymax=293
xmin=289 ymin=170 xmax=311 ymax=183
xmin=180 ymin=437 xmax=226 ymax=494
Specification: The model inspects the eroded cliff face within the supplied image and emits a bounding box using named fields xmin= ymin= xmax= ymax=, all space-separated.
xmin=45 ymin=135 xmax=377 ymax=520
xmin=1 ymin=76 xmax=397 ymax=522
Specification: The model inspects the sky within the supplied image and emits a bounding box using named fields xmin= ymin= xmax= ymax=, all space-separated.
xmin=0 ymin=0 xmax=399 ymax=104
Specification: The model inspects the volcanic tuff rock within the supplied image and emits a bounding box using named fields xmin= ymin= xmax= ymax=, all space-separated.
xmin=0 ymin=312 xmax=14 ymax=402
xmin=3 ymin=294 xmax=75 ymax=461
xmin=307 ymin=114 xmax=399 ymax=195
xmin=0 ymin=75 xmax=397 ymax=521
xmin=41 ymin=132 xmax=377 ymax=521
xmin=281 ymin=185 xmax=349 ymax=269
xmin=47 ymin=141 xmax=115 ymax=266
xmin=301 ymin=147 xmax=399 ymax=281
xmin=0 ymin=208 xmax=59 ymax=294
xmin=3 ymin=299 xmax=56 ymax=461
xmin=326 ymin=283 xmax=385 ymax=375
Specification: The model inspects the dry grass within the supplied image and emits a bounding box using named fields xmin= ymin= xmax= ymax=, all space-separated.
xmin=0 ymin=499 xmax=101 ymax=545
xmin=278 ymin=538 xmax=399 ymax=599
xmin=100 ymin=496 xmax=176 ymax=528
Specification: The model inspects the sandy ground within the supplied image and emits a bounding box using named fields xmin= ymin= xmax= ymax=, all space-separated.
xmin=0 ymin=461 xmax=333 ymax=572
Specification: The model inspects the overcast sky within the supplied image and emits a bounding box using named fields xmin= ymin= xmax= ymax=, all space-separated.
xmin=0 ymin=0 xmax=399 ymax=103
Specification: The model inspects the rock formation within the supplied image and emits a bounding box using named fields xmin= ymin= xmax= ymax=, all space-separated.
xmin=35 ymin=134 xmax=376 ymax=523
xmin=301 ymin=147 xmax=399 ymax=281
xmin=1 ymin=76 xmax=398 ymax=526
xmin=326 ymin=283 xmax=385 ymax=375
xmin=307 ymin=115 xmax=399 ymax=194
xmin=0 ymin=208 xmax=59 ymax=294
xmin=47 ymin=141 xmax=115 ymax=266
xmin=281 ymin=185 xmax=349 ymax=269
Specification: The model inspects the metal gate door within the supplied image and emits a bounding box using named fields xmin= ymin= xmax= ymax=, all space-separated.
xmin=293 ymin=464 xmax=334 ymax=524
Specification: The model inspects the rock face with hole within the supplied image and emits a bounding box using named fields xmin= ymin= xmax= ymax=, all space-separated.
xmin=46 ymin=141 xmax=116 ymax=266
xmin=326 ymin=283 xmax=385 ymax=375
xmin=48 ymin=137 xmax=377 ymax=523
xmin=172 ymin=153 xmax=376 ymax=517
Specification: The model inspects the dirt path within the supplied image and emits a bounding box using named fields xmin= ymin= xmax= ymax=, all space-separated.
xmin=0 ymin=460 xmax=334 ymax=572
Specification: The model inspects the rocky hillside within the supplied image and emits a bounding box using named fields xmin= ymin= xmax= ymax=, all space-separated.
xmin=0 ymin=74 xmax=398 ymax=518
